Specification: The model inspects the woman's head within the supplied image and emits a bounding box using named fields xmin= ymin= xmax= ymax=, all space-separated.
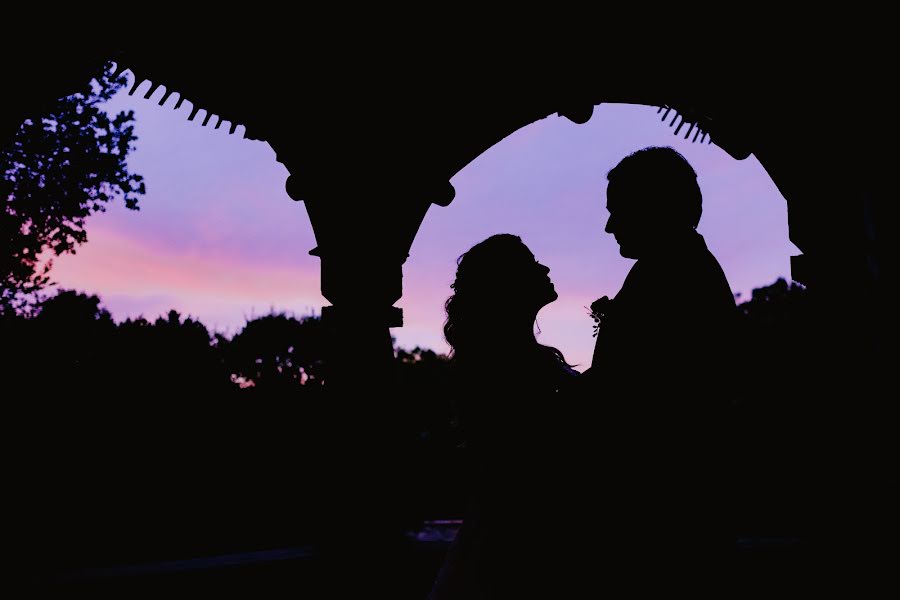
xmin=444 ymin=234 xmax=559 ymax=357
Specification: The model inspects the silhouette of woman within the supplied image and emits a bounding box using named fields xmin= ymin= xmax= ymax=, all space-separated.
xmin=429 ymin=234 xmax=577 ymax=599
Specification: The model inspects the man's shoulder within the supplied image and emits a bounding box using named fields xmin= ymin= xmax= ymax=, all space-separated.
xmin=677 ymin=234 xmax=734 ymax=294
xmin=613 ymin=236 xmax=735 ymax=305
xmin=697 ymin=247 xmax=736 ymax=303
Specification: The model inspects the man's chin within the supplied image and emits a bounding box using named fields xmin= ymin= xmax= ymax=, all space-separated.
xmin=618 ymin=246 xmax=639 ymax=259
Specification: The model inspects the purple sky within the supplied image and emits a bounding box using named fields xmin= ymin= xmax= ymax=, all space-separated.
xmin=51 ymin=76 xmax=796 ymax=369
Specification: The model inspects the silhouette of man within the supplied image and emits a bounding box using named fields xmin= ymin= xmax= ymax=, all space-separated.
xmin=581 ymin=146 xmax=737 ymax=591
xmin=591 ymin=146 xmax=735 ymax=378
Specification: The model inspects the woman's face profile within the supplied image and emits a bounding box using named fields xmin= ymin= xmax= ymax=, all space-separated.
xmin=501 ymin=241 xmax=557 ymax=311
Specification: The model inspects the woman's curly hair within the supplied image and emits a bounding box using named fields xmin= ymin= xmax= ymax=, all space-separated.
xmin=444 ymin=234 xmax=570 ymax=367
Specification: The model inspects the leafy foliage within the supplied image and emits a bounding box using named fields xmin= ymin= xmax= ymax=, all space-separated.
xmin=1 ymin=66 xmax=144 ymax=314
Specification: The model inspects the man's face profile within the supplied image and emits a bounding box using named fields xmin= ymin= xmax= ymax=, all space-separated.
xmin=605 ymin=181 xmax=647 ymax=259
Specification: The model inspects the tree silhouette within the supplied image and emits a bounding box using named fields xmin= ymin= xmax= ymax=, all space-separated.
xmin=394 ymin=346 xmax=463 ymax=519
xmin=734 ymin=277 xmax=810 ymax=406
xmin=739 ymin=277 xmax=807 ymax=326
xmin=110 ymin=309 xmax=233 ymax=399
xmin=0 ymin=289 xmax=117 ymax=398
xmin=0 ymin=66 xmax=144 ymax=315
xmin=396 ymin=346 xmax=454 ymax=442
xmin=223 ymin=312 xmax=327 ymax=393
xmin=733 ymin=277 xmax=815 ymax=537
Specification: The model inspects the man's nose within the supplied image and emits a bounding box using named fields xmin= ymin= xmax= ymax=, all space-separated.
xmin=605 ymin=215 xmax=615 ymax=234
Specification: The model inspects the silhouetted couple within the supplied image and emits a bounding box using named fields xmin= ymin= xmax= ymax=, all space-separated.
xmin=430 ymin=147 xmax=737 ymax=598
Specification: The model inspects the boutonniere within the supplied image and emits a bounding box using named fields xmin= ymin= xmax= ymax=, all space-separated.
xmin=586 ymin=296 xmax=613 ymax=338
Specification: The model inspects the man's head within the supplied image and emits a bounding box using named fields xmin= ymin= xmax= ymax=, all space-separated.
xmin=605 ymin=146 xmax=702 ymax=259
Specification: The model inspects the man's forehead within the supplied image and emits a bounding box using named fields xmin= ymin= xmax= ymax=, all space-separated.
xmin=606 ymin=180 xmax=644 ymax=207
xmin=605 ymin=184 xmax=622 ymax=208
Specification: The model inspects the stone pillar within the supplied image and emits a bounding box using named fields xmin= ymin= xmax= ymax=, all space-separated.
xmin=287 ymin=175 xmax=450 ymax=594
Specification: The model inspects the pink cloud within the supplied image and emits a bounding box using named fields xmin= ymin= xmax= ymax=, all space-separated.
xmin=50 ymin=222 xmax=325 ymax=331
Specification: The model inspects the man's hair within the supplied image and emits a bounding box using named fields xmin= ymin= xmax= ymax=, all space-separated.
xmin=607 ymin=146 xmax=702 ymax=228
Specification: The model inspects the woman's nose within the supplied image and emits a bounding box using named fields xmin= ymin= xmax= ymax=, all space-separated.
xmin=540 ymin=264 xmax=550 ymax=275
